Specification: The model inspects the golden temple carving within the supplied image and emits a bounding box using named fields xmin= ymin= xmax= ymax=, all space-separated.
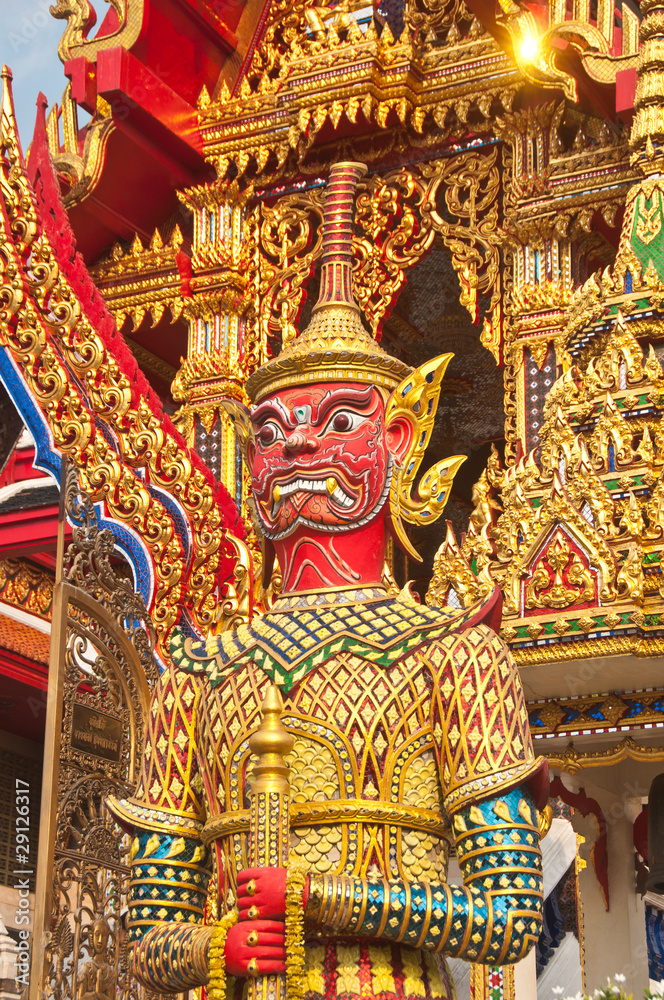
xmin=51 ymin=1 xmax=145 ymax=62
xmin=198 ymin=0 xmax=520 ymax=184
xmin=90 ymin=227 xmax=186 ymax=332
xmin=524 ymin=533 xmax=595 ymax=610
xmin=431 ymin=269 xmax=664 ymax=663
xmin=0 ymin=558 xmax=53 ymax=619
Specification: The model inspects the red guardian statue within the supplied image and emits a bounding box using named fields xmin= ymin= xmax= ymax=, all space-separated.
xmin=109 ymin=161 xmax=548 ymax=1000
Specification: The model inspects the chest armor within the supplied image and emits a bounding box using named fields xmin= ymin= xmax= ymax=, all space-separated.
xmin=196 ymin=649 xmax=451 ymax=906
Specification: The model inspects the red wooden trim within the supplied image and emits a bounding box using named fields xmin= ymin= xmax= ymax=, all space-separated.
xmin=0 ymin=504 xmax=62 ymax=556
xmin=550 ymin=775 xmax=609 ymax=910
xmin=0 ymin=649 xmax=48 ymax=690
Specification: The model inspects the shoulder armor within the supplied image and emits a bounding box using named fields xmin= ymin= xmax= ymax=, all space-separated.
xmin=169 ymin=587 xmax=503 ymax=691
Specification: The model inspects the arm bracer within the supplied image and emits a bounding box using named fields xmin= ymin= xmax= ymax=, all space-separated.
xmin=128 ymin=829 xmax=213 ymax=991
xmin=306 ymin=787 xmax=543 ymax=965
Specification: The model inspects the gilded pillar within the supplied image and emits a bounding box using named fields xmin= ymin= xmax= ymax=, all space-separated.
xmin=499 ymin=105 xmax=600 ymax=461
xmin=246 ymin=685 xmax=293 ymax=1000
xmin=173 ymin=183 xmax=256 ymax=511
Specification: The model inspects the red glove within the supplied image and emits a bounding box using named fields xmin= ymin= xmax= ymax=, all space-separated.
xmin=224 ymin=919 xmax=286 ymax=977
xmin=237 ymin=867 xmax=288 ymax=920
xmin=234 ymin=862 xmax=311 ymax=964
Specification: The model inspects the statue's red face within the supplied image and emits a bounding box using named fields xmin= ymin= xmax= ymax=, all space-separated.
xmin=249 ymin=383 xmax=390 ymax=541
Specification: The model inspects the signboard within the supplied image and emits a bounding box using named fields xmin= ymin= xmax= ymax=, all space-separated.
xmin=70 ymin=703 xmax=123 ymax=762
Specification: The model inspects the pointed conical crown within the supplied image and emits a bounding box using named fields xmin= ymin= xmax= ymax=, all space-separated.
xmin=246 ymin=161 xmax=412 ymax=403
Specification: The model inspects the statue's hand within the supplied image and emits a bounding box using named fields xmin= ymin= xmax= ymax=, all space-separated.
xmin=224 ymin=919 xmax=286 ymax=977
xmin=237 ymin=867 xmax=287 ymax=920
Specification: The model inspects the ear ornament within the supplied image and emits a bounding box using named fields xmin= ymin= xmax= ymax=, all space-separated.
xmin=385 ymin=354 xmax=466 ymax=561
xmin=220 ymin=399 xmax=254 ymax=459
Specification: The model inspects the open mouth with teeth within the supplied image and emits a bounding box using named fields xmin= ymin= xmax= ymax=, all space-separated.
xmin=264 ymin=475 xmax=358 ymax=518
xmin=272 ymin=475 xmax=355 ymax=513
xmin=253 ymin=457 xmax=392 ymax=541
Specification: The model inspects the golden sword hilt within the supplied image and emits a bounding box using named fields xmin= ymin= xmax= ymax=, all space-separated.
xmin=247 ymin=684 xmax=293 ymax=1000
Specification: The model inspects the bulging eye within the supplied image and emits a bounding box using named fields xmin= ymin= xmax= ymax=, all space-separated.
xmin=333 ymin=412 xmax=351 ymax=431
xmin=329 ymin=410 xmax=364 ymax=433
xmin=258 ymin=422 xmax=284 ymax=446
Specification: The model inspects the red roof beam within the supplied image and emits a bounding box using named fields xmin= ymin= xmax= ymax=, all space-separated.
xmin=67 ymin=47 xmax=207 ymax=171
xmin=0 ymin=505 xmax=66 ymax=558
xmin=0 ymin=650 xmax=48 ymax=691
xmin=65 ymin=57 xmax=97 ymax=116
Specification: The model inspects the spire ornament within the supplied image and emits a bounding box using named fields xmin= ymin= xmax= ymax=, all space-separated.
xmin=245 ymin=162 xmax=411 ymax=403
xmin=620 ymin=0 xmax=664 ymax=282
xmin=630 ymin=0 xmax=664 ymax=170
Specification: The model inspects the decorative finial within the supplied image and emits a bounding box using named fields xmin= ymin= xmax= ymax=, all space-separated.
xmin=1 ymin=65 xmax=15 ymax=131
xmin=1 ymin=65 xmax=15 ymax=123
xmin=312 ymin=161 xmax=366 ymax=314
xmin=245 ymin=161 xmax=411 ymax=402
xmin=248 ymin=684 xmax=294 ymax=795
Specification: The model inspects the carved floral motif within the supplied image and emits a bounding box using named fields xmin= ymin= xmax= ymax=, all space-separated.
xmin=0 ymin=558 xmax=53 ymax=618
xmin=524 ymin=533 xmax=596 ymax=610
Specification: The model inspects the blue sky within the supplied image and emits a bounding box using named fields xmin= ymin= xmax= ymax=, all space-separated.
xmin=1 ymin=2 xmax=69 ymax=150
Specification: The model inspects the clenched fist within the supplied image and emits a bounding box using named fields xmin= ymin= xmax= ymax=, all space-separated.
xmin=237 ymin=867 xmax=288 ymax=920
xmin=224 ymin=919 xmax=286 ymax=977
